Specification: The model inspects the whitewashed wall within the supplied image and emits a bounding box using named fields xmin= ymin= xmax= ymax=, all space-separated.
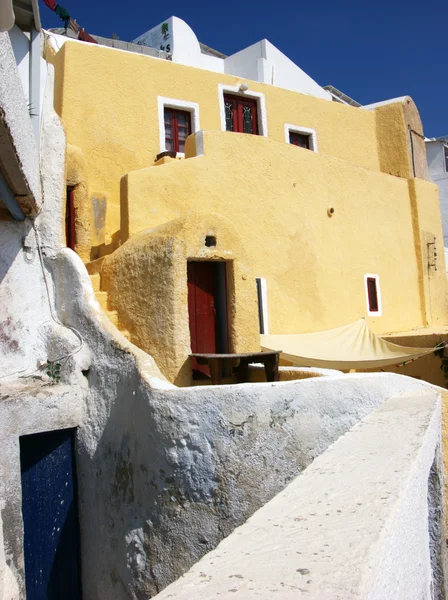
xmin=426 ymin=140 xmax=448 ymax=249
xmin=133 ymin=17 xmax=330 ymax=100
xmin=8 ymin=26 xmax=47 ymax=131
xmin=155 ymin=392 xmax=446 ymax=600
xmin=224 ymin=39 xmax=331 ymax=99
xmin=8 ymin=25 xmax=29 ymax=99
xmin=133 ymin=17 xmax=223 ymax=73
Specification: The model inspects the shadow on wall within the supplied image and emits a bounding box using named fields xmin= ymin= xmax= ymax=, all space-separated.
xmin=90 ymin=230 xmax=121 ymax=262
xmin=0 ymin=220 xmax=33 ymax=284
xmin=87 ymin=363 xmax=442 ymax=598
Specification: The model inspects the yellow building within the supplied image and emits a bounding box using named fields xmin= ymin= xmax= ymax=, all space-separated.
xmin=45 ymin=18 xmax=447 ymax=386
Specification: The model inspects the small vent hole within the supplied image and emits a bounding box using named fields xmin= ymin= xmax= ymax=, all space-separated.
xmin=205 ymin=235 xmax=216 ymax=247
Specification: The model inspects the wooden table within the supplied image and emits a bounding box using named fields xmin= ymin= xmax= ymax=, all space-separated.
xmin=190 ymin=351 xmax=281 ymax=385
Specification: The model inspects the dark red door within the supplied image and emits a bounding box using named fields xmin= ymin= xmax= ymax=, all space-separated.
xmin=66 ymin=187 xmax=76 ymax=251
xmin=188 ymin=261 xmax=228 ymax=377
xmin=223 ymin=94 xmax=258 ymax=134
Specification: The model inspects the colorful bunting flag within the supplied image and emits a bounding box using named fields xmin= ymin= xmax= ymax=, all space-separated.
xmin=41 ymin=0 xmax=97 ymax=42
xmin=54 ymin=4 xmax=70 ymax=29
xmin=42 ymin=0 xmax=57 ymax=10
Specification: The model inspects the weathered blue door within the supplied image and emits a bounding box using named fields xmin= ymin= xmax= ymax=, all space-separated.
xmin=20 ymin=428 xmax=82 ymax=600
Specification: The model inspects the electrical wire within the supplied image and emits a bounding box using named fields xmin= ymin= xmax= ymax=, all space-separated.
xmin=33 ymin=220 xmax=84 ymax=363
xmin=0 ymin=222 xmax=84 ymax=380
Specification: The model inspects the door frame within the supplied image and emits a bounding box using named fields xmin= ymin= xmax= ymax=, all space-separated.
xmin=223 ymin=94 xmax=259 ymax=135
xmin=218 ymin=83 xmax=268 ymax=137
xmin=187 ymin=259 xmax=230 ymax=365
xmin=186 ymin=257 xmax=234 ymax=376
xmin=19 ymin=427 xmax=83 ymax=600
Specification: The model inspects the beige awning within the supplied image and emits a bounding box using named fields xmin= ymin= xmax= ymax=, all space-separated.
xmin=261 ymin=319 xmax=441 ymax=370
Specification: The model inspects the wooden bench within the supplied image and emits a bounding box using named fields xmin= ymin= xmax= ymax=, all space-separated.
xmin=190 ymin=351 xmax=281 ymax=385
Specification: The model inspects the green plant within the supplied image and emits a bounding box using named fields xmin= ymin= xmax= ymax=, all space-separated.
xmin=45 ymin=360 xmax=61 ymax=383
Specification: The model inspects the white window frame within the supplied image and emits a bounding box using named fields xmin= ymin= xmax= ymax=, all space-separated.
xmin=364 ymin=273 xmax=382 ymax=317
xmin=284 ymin=124 xmax=318 ymax=152
xmin=218 ymin=84 xmax=268 ymax=137
xmin=157 ymin=96 xmax=200 ymax=158
xmin=255 ymin=277 xmax=269 ymax=334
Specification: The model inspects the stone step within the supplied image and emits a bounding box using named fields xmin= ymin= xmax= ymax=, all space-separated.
xmin=95 ymin=291 xmax=109 ymax=311
xmin=90 ymin=273 xmax=101 ymax=292
xmin=86 ymin=256 xmax=106 ymax=275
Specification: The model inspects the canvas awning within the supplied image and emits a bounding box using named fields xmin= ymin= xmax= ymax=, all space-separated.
xmin=261 ymin=319 xmax=442 ymax=370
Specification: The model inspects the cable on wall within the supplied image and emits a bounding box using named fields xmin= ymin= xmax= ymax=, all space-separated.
xmin=33 ymin=220 xmax=84 ymax=363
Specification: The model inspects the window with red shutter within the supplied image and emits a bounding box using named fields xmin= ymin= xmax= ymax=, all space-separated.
xmin=164 ymin=108 xmax=192 ymax=153
xmin=223 ymin=95 xmax=258 ymax=135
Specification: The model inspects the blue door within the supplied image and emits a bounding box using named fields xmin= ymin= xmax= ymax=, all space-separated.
xmin=20 ymin=428 xmax=82 ymax=599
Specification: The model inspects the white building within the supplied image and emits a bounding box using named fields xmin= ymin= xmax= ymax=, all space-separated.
xmin=426 ymin=137 xmax=448 ymax=252
xmin=133 ymin=16 xmax=331 ymax=100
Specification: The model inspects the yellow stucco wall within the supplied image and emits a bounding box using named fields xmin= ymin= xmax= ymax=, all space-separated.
xmin=101 ymin=213 xmax=260 ymax=386
xmin=121 ymin=130 xmax=445 ymax=338
xmin=374 ymin=98 xmax=429 ymax=181
xmin=408 ymin=178 xmax=447 ymax=326
xmin=45 ymin=38 xmax=447 ymax=384
xmin=47 ymin=40 xmax=392 ymax=249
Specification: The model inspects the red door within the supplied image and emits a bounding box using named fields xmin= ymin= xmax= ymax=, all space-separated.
xmin=187 ymin=261 xmax=228 ymax=377
xmin=66 ymin=187 xmax=76 ymax=251
xmin=223 ymin=94 xmax=258 ymax=134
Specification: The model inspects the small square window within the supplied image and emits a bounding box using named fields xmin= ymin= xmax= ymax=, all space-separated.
xmin=289 ymin=131 xmax=310 ymax=149
xmin=284 ymin=125 xmax=317 ymax=152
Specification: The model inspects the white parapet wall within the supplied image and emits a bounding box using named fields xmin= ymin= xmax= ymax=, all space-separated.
xmin=426 ymin=139 xmax=448 ymax=249
xmin=155 ymin=392 xmax=447 ymax=600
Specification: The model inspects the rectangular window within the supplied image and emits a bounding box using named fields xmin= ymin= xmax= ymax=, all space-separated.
xmin=444 ymin=146 xmax=448 ymax=172
xmin=366 ymin=277 xmax=379 ymax=312
xmin=224 ymin=94 xmax=258 ymax=135
xmin=289 ymin=131 xmax=310 ymax=149
xmin=164 ymin=108 xmax=191 ymax=153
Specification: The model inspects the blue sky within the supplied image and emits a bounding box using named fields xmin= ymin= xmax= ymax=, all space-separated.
xmin=40 ymin=0 xmax=445 ymax=137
